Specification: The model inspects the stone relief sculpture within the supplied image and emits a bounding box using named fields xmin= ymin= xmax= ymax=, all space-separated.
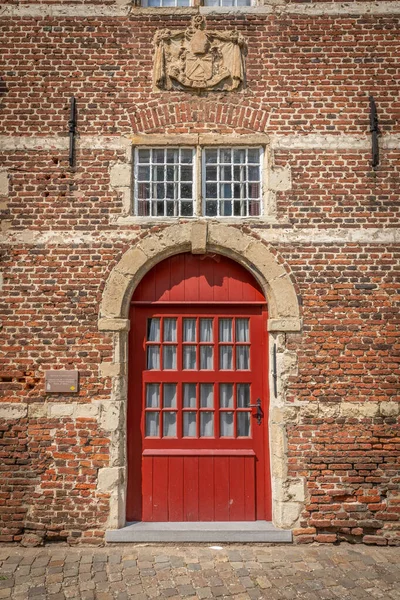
xmin=153 ymin=15 xmax=247 ymax=92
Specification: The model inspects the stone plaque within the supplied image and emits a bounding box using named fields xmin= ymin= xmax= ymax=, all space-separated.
xmin=154 ymin=15 xmax=247 ymax=92
xmin=45 ymin=370 xmax=79 ymax=393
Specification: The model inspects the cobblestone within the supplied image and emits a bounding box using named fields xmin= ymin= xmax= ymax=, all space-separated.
xmin=0 ymin=544 xmax=399 ymax=599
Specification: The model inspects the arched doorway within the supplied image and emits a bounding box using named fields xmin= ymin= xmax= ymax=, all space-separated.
xmin=127 ymin=253 xmax=271 ymax=522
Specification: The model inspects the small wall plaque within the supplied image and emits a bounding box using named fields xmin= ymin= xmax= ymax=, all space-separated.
xmin=45 ymin=370 xmax=79 ymax=393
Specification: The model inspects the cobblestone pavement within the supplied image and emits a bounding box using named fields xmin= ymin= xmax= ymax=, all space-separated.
xmin=0 ymin=543 xmax=399 ymax=600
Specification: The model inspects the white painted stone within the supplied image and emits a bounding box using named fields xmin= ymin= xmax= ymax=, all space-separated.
xmin=28 ymin=403 xmax=47 ymax=418
xmin=271 ymin=133 xmax=370 ymax=151
xmin=380 ymin=402 xmax=399 ymax=417
xmin=0 ymin=403 xmax=27 ymax=419
xmin=75 ymin=404 xmax=99 ymax=419
xmin=48 ymin=403 xmax=74 ymax=418
xmin=100 ymin=362 xmax=125 ymax=378
xmin=268 ymin=165 xmax=291 ymax=192
xmin=98 ymin=402 xmax=121 ymax=432
xmin=97 ymin=467 xmax=124 ymax=493
xmin=110 ymin=162 xmax=131 ymax=189
xmin=98 ymin=318 xmax=130 ymax=332
xmin=318 ymin=403 xmax=340 ymax=418
xmin=0 ymin=171 xmax=9 ymax=196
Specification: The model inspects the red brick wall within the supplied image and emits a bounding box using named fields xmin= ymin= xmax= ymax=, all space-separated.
xmin=1 ymin=6 xmax=399 ymax=545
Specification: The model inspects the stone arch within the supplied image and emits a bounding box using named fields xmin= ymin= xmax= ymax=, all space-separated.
xmin=98 ymin=222 xmax=304 ymax=533
xmin=99 ymin=222 xmax=301 ymax=332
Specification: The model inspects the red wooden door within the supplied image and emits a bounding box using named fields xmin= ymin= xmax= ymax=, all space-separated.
xmin=127 ymin=254 xmax=270 ymax=522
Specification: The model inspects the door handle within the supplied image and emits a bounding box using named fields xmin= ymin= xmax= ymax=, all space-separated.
xmin=247 ymin=398 xmax=263 ymax=425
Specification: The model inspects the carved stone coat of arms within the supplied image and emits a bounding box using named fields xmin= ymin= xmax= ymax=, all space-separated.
xmin=153 ymin=16 xmax=247 ymax=92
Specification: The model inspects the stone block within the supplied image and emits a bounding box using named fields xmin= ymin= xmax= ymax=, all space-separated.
xmin=97 ymin=467 xmax=124 ymax=493
xmin=115 ymin=247 xmax=148 ymax=277
xmin=98 ymin=318 xmax=130 ymax=332
xmin=110 ymin=162 xmax=131 ymax=188
xmin=380 ymin=402 xmax=399 ymax=417
xmin=268 ymin=165 xmax=292 ymax=191
xmin=0 ymin=171 xmax=9 ymax=196
xmin=191 ymin=221 xmax=207 ymax=254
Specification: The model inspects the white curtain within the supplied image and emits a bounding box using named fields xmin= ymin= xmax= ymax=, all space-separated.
xmin=163 ymin=412 xmax=177 ymax=437
xmin=200 ymin=412 xmax=214 ymax=437
xmin=219 ymin=318 xmax=232 ymax=342
xmin=183 ymin=412 xmax=196 ymax=437
xmin=146 ymin=412 xmax=159 ymax=437
xmin=163 ymin=345 xmax=177 ymax=370
xmin=219 ymin=345 xmax=232 ymax=370
xmin=163 ymin=383 xmax=176 ymax=408
xmin=200 ymin=319 xmax=213 ymax=342
xmin=148 ymin=318 xmax=160 ymax=341
xmin=200 ymin=346 xmax=213 ymax=370
xmin=147 ymin=346 xmax=160 ymax=370
xmin=236 ymin=319 xmax=249 ymax=342
xmin=146 ymin=384 xmax=160 ymax=407
xmin=183 ymin=319 xmax=196 ymax=342
xmin=236 ymin=346 xmax=249 ymax=370
xmin=183 ymin=383 xmax=196 ymax=408
xmin=200 ymin=384 xmax=213 ymax=408
xmin=220 ymin=412 xmax=233 ymax=437
xmin=220 ymin=384 xmax=233 ymax=408
xmin=237 ymin=412 xmax=250 ymax=437
xmin=183 ymin=345 xmax=196 ymax=370
xmin=237 ymin=383 xmax=249 ymax=408
xmin=164 ymin=318 xmax=177 ymax=342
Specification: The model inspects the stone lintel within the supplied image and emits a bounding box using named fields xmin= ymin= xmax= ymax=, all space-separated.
xmin=0 ymin=403 xmax=28 ymax=419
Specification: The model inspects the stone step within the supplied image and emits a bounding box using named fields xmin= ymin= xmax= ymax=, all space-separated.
xmin=106 ymin=521 xmax=292 ymax=543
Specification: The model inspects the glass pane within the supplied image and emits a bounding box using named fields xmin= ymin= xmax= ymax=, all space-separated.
xmin=183 ymin=319 xmax=196 ymax=342
xmin=183 ymin=345 xmax=196 ymax=370
xmin=146 ymin=384 xmax=160 ymax=408
xmin=236 ymin=319 xmax=249 ymax=342
xmin=183 ymin=412 xmax=197 ymax=437
xmin=219 ymin=346 xmax=232 ymax=370
xmin=200 ymin=413 xmax=214 ymax=437
xmin=237 ymin=412 xmax=250 ymax=437
xmin=205 ymin=149 xmax=218 ymax=163
xmin=236 ymin=346 xmax=250 ymax=370
xmin=181 ymin=149 xmax=193 ymax=163
xmin=220 ymin=412 xmax=234 ymax=437
xmin=147 ymin=318 xmax=160 ymax=342
xmin=163 ymin=383 xmax=176 ymax=408
xmin=163 ymin=345 xmax=177 ymax=370
xmin=200 ymin=384 xmax=213 ymax=408
xmin=219 ymin=319 xmax=232 ymax=342
xmin=163 ymin=412 xmax=177 ymax=437
xmin=200 ymin=319 xmax=213 ymax=342
xmin=200 ymin=346 xmax=213 ymax=370
xmin=147 ymin=346 xmax=160 ymax=370
xmin=164 ymin=318 xmax=177 ymax=342
xmin=220 ymin=384 xmax=233 ymax=408
xmin=138 ymin=149 xmax=150 ymax=163
xmin=146 ymin=412 xmax=159 ymax=437
xmin=237 ymin=384 xmax=250 ymax=408
xmin=183 ymin=383 xmax=196 ymax=408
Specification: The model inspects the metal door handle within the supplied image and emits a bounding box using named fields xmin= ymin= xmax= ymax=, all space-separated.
xmin=247 ymin=398 xmax=263 ymax=425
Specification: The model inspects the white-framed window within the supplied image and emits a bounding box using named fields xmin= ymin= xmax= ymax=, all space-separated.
xmin=133 ymin=146 xmax=263 ymax=218
xmin=140 ymin=0 xmax=254 ymax=5
xmin=141 ymin=0 xmax=191 ymax=6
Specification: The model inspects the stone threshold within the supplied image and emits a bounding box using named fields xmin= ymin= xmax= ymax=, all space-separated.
xmin=106 ymin=521 xmax=292 ymax=543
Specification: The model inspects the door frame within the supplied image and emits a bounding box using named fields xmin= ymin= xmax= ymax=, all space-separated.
xmin=97 ymin=222 xmax=303 ymax=531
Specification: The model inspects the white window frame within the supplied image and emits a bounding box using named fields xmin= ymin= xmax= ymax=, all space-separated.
xmin=140 ymin=0 xmax=255 ymax=6
xmin=132 ymin=143 xmax=268 ymax=220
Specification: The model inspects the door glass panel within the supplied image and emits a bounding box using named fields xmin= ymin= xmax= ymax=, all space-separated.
xmin=147 ymin=346 xmax=160 ymax=370
xmin=163 ymin=412 xmax=177 ymax=437
xmin=147 ymin=318 xmax=160 ymax=342
xmin=220 ymin=345 xmax=233 ymax=370
xmin=236 ymin=318 xmax=249 ymax=342
xmin=237 ymin=412 xmax=250 ymax=437
xmin=183 ymin=345 xmax=196 ymax=369
xmin=163 ymin=345 xmax=177 ymax=370
xmin=200 ymin=412 xmax=214 ymax=437
xmin=146 ymin=383 xmax=160 ymax=407
xmin=220 ymin=384 xmax=233 ymax=408
xmin=220 ymin=412 xmax=234 ymax=437
xmin=183 ymin=383 xmax=197 ymax=408
xmin=163 ymin=383 xmax=177 ymax=408
xmin=219 ymin=318 xmax=232 ymax=342
xmin=164 ymin=318 xmax=177 ymax=342
xmin=146 ymin=412 xmax=159 ymax=437
xmin=183 ymin=412 xmax=197 ymax=437
xmin=200 ymin=346 xmax=213 ymax=370
xmin=183 ymin=318 xmax=196 ymax=342
xmin=236 ymin=346 xmax=250 ymax=370
xmin=200 ymin=319 xmax=213 ymax=342
xmin=200 ymin=384 xmax=213 ymax=408
xmin=237 ymin=383 xmax=250 ymax=408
